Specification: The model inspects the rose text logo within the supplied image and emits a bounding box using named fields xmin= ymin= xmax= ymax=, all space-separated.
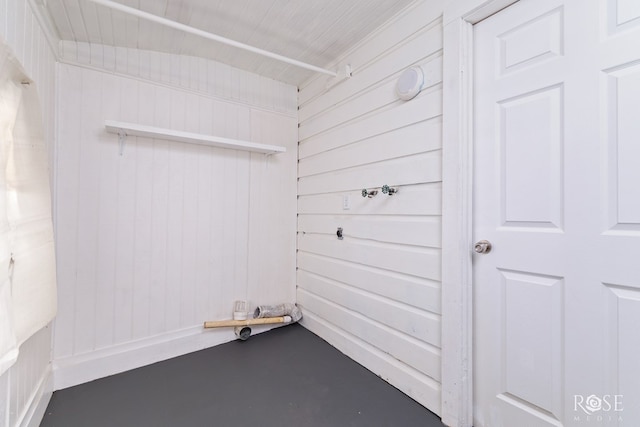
xmin=574 ymin=395 xmax=623 ymax=415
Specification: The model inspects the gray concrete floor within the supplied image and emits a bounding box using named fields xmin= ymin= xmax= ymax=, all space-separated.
xmin=41 ymin=324 xmax=445 ymax=427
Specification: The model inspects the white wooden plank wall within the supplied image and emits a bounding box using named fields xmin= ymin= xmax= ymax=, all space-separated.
xmin=297 ymin=0 xmax=444 ymax=415
xmin=59 ymin=41 xmax=298 ymax=115
xmin=0 ymin=326 xmax=52 ymax=427
xmin=53 ymin=61 xmax=298 ymax=389
xmin=0 ymin=0 xmax=58 ymax=426
xmin=0 ymin=0 xmax=57 ymax=188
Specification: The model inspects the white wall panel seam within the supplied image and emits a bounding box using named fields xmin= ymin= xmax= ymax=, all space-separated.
xmin=296 ymin=239 xmax=441 ymax=281
xmin=299 ymin=89 xmax=443 ymax=158
xmin=299 ymin=83 xmax=443 ymax=145
xmin=296 ymin=242 xmax=443 ymax=280
xmin=298 ymin=119 xmax=442 ymax=177
xmin=296 ymin=281 xmax=441 ymax=345
xmin=297 ymin=214 xmax=442 ymax=243
xmin=297 ymin=228 xmax=441 ymax=250
xmin=297 ymin=265 xmax=442 ymax=315
xmin=298 ymin=145 xmax=443 ymax=180
xmin=296 ymin=294 xmax=443 ymax=365
xmin=297 ymin=251 xmax=441 ymax=314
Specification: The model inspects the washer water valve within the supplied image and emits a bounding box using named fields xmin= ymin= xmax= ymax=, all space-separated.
xmin=361 ymin=188 xmax=378 ymax=198
xmin=381 ymin=185 xmax=398 ymax=196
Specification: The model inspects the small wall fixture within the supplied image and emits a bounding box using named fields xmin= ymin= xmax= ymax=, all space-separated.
xmin=326 ymin=64 xmax=352 ymax=89
xmin=381 ymin=185 xmax=398 ymax=196
xmin=396 ymin=66 xmax=424 ymax=101
xmin=361 ymin=188 xmax=378 ymax=198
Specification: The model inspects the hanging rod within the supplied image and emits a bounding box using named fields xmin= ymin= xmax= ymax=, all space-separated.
xmin=85 ymin=0 xmax=337 ymax=77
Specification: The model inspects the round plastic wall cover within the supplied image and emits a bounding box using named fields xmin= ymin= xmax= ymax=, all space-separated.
xmin=396 ymin=66 xmax=424 ymax=101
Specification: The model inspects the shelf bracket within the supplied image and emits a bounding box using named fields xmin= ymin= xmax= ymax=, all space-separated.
xmin=118 ymin=130 xmax=126 ymax=156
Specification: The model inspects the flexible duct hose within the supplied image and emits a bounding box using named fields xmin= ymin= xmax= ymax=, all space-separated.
xmin=253 ymin=303 xmax=302 ymax=323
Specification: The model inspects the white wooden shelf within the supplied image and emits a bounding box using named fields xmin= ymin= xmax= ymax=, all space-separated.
xmin=105 ymin=120 xmax=286 ymax=155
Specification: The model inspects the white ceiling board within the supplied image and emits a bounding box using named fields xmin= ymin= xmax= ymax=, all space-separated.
xmin=95 ymin=3 xmax=115 ymax=46
xmin=78 ymin=0 xmax=104 ymax=44
xmin=45 ymin=0 xmax=416 ymax=85
xmin=62 ymin=0 xmax=88 ymax=41
xmin=137 ymin=0 xmax=167 ymax=49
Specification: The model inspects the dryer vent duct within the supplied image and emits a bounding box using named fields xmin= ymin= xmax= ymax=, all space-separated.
xmin=254 ymin=303 xmax=303 ymax=323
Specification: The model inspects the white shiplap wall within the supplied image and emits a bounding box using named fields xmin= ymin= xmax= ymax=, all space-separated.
xmin=297 ymin=0 xmax=444 ymax=415
xmin=59 ymin=41 xmax=298 ymax=115
xmin=0 ymin=326 xmax=53 ymax=427
xmin=53 ymin=56 xmax=298 ymax=390
xmin=0 ymin=0 xmax=58 ymax=426
xmin=0 ymin=0 xmax=57 ymax=183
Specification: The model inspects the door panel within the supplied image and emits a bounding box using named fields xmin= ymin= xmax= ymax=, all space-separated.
xmin=501 ymin=269 xmax=564 ymax=415
xmin=607 ymin=0 xmax=640 ymax=33
xmin=604 ymin=63 xmax=640 ymax=229
xmin=498 ymin=7 xmax=564 ymax=75
xmin=473 ymin=0 xmax=640 ymax=426
xmin=499 ymin=84 xmax=564 ymax=229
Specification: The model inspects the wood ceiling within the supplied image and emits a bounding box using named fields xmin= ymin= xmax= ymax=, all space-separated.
xmin=44 ymin=0 xmax=416 ymax=85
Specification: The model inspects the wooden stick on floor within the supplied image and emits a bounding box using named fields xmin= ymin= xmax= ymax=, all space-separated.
xmin=203 ymin=316 xmax=291 ymax=329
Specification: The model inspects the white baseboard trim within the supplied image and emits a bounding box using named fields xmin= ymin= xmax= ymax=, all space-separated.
xmin=20 ymin=364 xmax=53 ymax=427
xmin=53 ymin=324 xmax=278 ymax=391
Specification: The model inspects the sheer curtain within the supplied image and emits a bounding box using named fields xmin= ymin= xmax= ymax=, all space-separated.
xmin=0 ymin=44 xmax=57 ymax=376
xmin=0 ymin=53 xmax=21 ymax=374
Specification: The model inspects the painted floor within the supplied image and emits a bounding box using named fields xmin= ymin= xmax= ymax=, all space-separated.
xmin=41 ymin=324 xmax=444 ymax=427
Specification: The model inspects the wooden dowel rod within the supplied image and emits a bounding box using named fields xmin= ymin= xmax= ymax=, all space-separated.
xmin=203 ymin=316 xmax=289 ymax=328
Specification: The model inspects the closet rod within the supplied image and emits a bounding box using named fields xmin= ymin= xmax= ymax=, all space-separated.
xmin=86 ymin=0 xmax=338 ymax=77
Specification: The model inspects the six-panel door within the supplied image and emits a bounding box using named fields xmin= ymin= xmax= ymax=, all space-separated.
xmin=473 ymin=0 xmax=640 ymax=425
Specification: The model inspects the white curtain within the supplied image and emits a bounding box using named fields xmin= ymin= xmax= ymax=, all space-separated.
xmin=0 ymin=54 xmax=20 ymax=375
xmin=0 ymin=44 xmax=57 ymax=376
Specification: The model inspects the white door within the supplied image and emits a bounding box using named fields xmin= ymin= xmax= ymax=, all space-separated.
xmin=473 ymin=0 xmax=640 ymax=426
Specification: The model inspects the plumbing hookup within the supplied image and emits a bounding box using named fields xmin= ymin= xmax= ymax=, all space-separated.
xmin=203 ymin=302 xmax=302 ymax=341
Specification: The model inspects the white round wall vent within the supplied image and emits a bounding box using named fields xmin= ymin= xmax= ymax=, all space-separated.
xmin=396 ymin=66 xmax=424 ymax=101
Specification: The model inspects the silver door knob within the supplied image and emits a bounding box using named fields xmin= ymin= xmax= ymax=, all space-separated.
xmin=474 ymin=240 xmax=492 ymax=254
